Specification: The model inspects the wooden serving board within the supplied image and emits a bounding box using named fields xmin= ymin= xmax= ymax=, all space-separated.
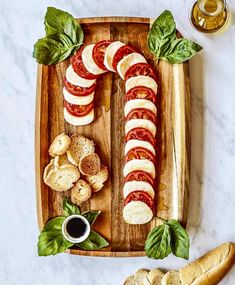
xmin=35 ymin=17 xmax=191 ymax=257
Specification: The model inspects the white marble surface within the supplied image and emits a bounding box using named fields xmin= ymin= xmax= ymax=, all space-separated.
xmin=0 ymin=0 xmax=235 ymax=284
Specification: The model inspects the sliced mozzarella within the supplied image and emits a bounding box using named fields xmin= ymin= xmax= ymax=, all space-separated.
xmin=82 ymin=44 xmax=106 ymax=75
xmin=124 ymin=99 xmax=157 ymax=117
xmin=64 ymin=108 xmax=94 ymax=126
xmin=123 ymin=159 xmax=156 ymax=179
xmin=123 ymin=181 xmax=155 ymax=199
xmin=125 ymin=75 xmax=158 ymax=94
xmin=125 ymin=139 xmax=156 ymax=156
xmin=63 ymin=88 xmax=94 ymax=105
xmin=123 ymin=201 xmax=153 ymax=224
xmin=104 ymin=41 xmax=125 ymax=72
xmin=66 ymin=65 xmax=96 ymax=88
xmin=117 ymin=52 xmax=147 ymax=79
xmin=125 ymin=119 xmax=156 ymax=137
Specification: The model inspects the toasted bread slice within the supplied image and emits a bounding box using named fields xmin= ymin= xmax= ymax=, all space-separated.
xmin=54 ymin=154 xmax=71 ymax=167
xmin=134 ymin=269 xmax=150 ymax=285
xmin=66 ymin=134 xmax=95 ymax=166
xmin=144 ymin=268 xmax=164 ymax=285
xmin=49 ymin=133 xmax=71 ymax=157
xmin=44 ymin=164 xmax=80 ymax=192
xmin=43 ymin=159 xmax=55 ymax=182
xmin=71 ymin=179 xmax=92 ymax=205
xmin=123 ymin=275 xmax=134 ymax=285
xmin=79 ymin=153 xmax=101 ymax=175
xmin=85 ymin=164 xmax=108 ymax=192
xmin=161 ymin=270 xmax=181 ymax=285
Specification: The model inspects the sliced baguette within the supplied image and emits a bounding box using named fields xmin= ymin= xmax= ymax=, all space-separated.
xmin=85 ymin=164 xmax=108 ymax=192
xmin=48 ymin=133 xmax=71 ymax=157
xmin=66 ymin=134 xmax=95 ymax=166
xmin=79 ymin=153 xmax=101 ymax=175
xmin=43 ymin=159 xmax=55 ymax=182
xmin=123 ymin=275 xmax=134 ymax=285
xmin=134 ymin=269 xmax=150 ymax=285
xmin=144 ymin=268 xmax=165 ymax=285
xmin=71 ymin=179 xmax=92 ymax=205
xmin=54 ymin=154 xmax=71 ymax=167
xmin=161 ymin=270 xmax=181 ymax=285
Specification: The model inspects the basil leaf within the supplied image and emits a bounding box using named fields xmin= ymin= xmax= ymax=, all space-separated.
xmin=167 ymin=219 xmax=190 ymax=259
xmin=75 ymin=230 xmax=109 ymax=250
xmin=145 ymin=224 xmax=172 ymax=259
xmin=63 ymin=198 xmax=81 ymax=217
xmin=45 ymin=7 xmax=84 ymax=44
xmin=33 ymin=33 xmax=80 ymax=65
xmin=38 ymin=217 xmax=73 ymax=256
xmin=82 ymin=210 xmax=101 ymax=225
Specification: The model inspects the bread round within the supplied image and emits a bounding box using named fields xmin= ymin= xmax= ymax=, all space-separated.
xmin=161 ymin=270 xmax=181 ymax=285
xmin=66 ymin=134 xmax=95 ymax=166
xmin=123 ymin=275 xmax=134 ymax=285
xmin=71 ymin=179 xmax=92 ymax=205
xmin=85 ymin=164 xmax=108 ymax=192
xmin=54 ymin=154 xmax=71 ymax=167
xmin=43 ymin=159 xmax=55 ymax=182
xmin=49 ymin=133 xmax=71 ymax=157
xmin=123 ymin=201 xmax=153 ymax=224
xmin=134 ymin=269 xmax=150 ymax=285
xmin=146 ymin=268 xmax=164 ymax=285
xmin=79 ymin=153 xmax=101 ymax=175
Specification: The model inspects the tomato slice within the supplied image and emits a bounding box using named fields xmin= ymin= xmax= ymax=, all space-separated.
xmin=64 ymin=100 xmax=94 ymax=117
xmin=124 ymin=191 xmax=154 ymax=209
xmin=92 ymin=40 xmax=112 ymax=71
xmin=125 ymin=86 xmax=156 ymax=104
xmin=125 ymin=147 xmax=156 ymax=164
xmin=126 ymin=108 xmax=156 ymax=123
xmin=71 ymin=47 xmax=99 ymax=80
xmin=125 ymin=170 xmax=154 ymax=185
xmin=125 ymin=63 xmax=157 ymax=81
xmin=126 ymin=128 xmax=156 ymax=147
xmin=112 ymin=45 xmax=135 ymax=71
xmin=64 ymin=77 xmax=97 ymax=97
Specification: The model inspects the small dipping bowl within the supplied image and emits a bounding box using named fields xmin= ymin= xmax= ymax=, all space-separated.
xmin=62 ymin=214 xmax=91 ymax=243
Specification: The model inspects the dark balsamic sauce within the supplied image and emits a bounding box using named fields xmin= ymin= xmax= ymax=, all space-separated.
xmin=66 ymin=218 xmax=87 ymax=238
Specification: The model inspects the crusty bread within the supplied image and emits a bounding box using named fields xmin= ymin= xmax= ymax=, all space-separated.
xmin=79 ymin=153 xmax=101 ymax=175
xmin=123 ymin=275 xmax=134 ymax=285
xmin=54 ymin=154 xmax=71 ymax=167
xmin=134 ymin=269 xmax=150 ymax=285
xmin=43 ymin=159 xmax=55 ymax=182
xmin=66 ymin=134 xmax=95 ymax=166
xmin=144 ymin=268 xmax=164 ymax=285
xmin=44 ymin=164 xmax=80 ymax=192
xmin=49 ymin=133 xmax=71 ymax=157
xmin=85 ymin=164 xmax=108 ymax=192
xmin=71 ymin=179 xmax=92 ymax=205
xmin=161 ymin=270 xmax=181 ymax=285
xmin=179 ymin=242 xmax=235 ymax=285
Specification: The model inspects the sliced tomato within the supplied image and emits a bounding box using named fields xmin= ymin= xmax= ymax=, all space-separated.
xmin=64 ymin=100 xmax=94 ymax=117
xmin=125 ymin=63 xmax=156 ymax=81
xmin=125 ymin=170 xmax=154 ymax=185
xmin=125 ymin=147 xmax=156 ymax=164
xmin=112 ymin=45 xmax=135 ymax=71
xmin=126 ymin=127 xmax=156 ymax=147
xmin=125 ymin=86 xmax=156 ymax=104
xmin=126 ymin=108 xmax=156 ymax=123
xmin=64 ymin=77 xmax=97 ymax=97
xmin=92 ymin=40 xmax=112 ymax=70
xmin=71 ymin=47 xmax=99 ymax=80
xmin=124 ymin=191 xmax=154 ymax=209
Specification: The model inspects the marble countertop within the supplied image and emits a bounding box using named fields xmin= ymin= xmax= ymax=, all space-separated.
xmin=0 ymin=0 xmax=235 ymax=284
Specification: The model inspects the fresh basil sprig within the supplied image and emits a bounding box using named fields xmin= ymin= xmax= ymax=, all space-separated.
xmin=145 ymin=219 xmax=189 ymax=260
xmin=37 ymin=199 xmax=109 ymax=256
xmin=33 ymin=7 xmax=84 ymax=65
xmin=148 ymin=10 xmax=202 ymax=64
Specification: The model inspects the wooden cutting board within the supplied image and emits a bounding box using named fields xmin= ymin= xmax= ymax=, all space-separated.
xmin=35 ymin=17 xmax=191 ymax=257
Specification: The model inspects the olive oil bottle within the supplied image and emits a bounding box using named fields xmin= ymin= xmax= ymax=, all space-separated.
xmin=190 ymin=0 xmax=230 ymax=33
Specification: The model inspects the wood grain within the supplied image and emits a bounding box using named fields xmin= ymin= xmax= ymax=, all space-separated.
xmin=35 ymin=17 xmax=191 ymax=257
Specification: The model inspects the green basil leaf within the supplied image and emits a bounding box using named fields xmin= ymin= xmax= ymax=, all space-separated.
xmin=82 ymin=210 xmax=101 ymax=225
xmin=75 ymin=230 xmax=109 ymax=250
xmin=167 ymin=219 xmax=190 ymax=259
xmin=145 ymin=224 xmax=172 ymax=259
xmin=38 ymin=217 xmax=73 ymax=256
xmin=63 ymin=198 xmax=81 ymax=217
xmin=33 ymin=33 xmax=81 ymax=65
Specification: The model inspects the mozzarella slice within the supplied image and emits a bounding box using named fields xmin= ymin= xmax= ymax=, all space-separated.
xmin=123 ymin=201 xmax=153 ymax=224
xmin=125 ymin=139 xmax=156 ymax=156
xmin=66 ymin=65 xmax=96 ymax=88
xmin=117 ymin=52 xmax=147 ymax=79
xmin=125 ymin=119 xmax=156 ymax=137
xmin=123 ymin=181 xmax=155 ymax=199
xmin=63 ymin=88 xmax=94 ymax=105
xmin=123 ymin=159 xmax=156 ymax=179
xmin=124 ymin=99 xmax=157 ymax=117
xmin=125 ymin=75 xmax=158 ymax=94
xmin=104 ymin=41 xmax=125 ymax=72
xmin=82 ymin=44 xmax=106 ymax=75
xmin=64 ymin=108 xmax=94 ymax=126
